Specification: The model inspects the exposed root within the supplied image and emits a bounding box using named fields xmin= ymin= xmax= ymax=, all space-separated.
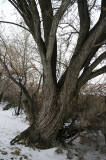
xmin=10 ymin=127 xmax=30 ymax=146
xmin=10 ymin=124 xmax=41 ymax=147
xmin=10 ymin=124 xmax=53 ymax=149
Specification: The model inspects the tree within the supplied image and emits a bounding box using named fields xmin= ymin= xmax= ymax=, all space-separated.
xmin=0 ymin=29 xmax=42 ymax=121
xmin=0 ymin=64 xmax=5 ymax=102
xmin=2 ymin=0 xmax=106 ymax=147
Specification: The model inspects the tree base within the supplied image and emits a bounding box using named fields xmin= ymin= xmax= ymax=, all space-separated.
xmin=10 ymin=125 xmax=53 ymax=149
xmin=10 ymin=121 xmax=82 ymax=149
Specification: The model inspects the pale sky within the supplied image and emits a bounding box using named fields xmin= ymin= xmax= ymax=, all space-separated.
xmin=0 ymin=0 xmax=18 ymax=22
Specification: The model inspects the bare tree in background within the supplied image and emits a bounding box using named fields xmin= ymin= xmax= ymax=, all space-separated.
xmin=0 ymin=30 xmax=42 ymax=121
xmin=0 ymin=0 xmax=105 ymax=147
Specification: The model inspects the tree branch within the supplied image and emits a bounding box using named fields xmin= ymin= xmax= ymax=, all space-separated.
xmin=88 ymin=66 xmax=106 ymax=81
xmin=86 ymin=51 xmax=106 ymax=73
xmin=82 ymin=34 xmax=106 ymax=71
xmin=38 ymin=0 xmax=57 ymax=84
xmin=89 ymin=0 xmax=96 ymax=11
xmin=62 ymin=16 xmax=106 ymax=100
xmin=8 ymin=0 xmax=46 ymax=66
xmin=8 ymin=0 xmax=23 ymax=16
xmin=8 ymin=1 xmax=34 ymax=34
xmin=38 ymin=0 xmax=53 ymax=46
xmin=0 ymin=21 xmax=30 ymax=32
xmin=94 ymin=40 xmax=106 ymax=47
xmin=46 ymin=0 xmax=75 ymax=61
xmin=27 ymin=0 xmax=41 ymax=39
xmin=0 ymin=52 xmax=37 ymax=116
xmin=73 ymin=0 xmax=90 ymax=56
xmin=77 ymin=51 xmax=106 ymax=89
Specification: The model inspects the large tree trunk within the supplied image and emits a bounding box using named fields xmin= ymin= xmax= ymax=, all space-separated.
xmin=11 ymin=78 xmax=74 ymax=148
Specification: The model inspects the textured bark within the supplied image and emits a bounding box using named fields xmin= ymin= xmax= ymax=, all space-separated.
xmin=10 ymin=74 xmax=76 ymax=146
xmin=0 ymin=92 xmax=3 ymax=102
xmin=22 ymin=100 xmax=36 ymax=124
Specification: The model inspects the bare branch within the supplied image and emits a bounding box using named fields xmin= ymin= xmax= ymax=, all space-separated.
xmin=8 ymin=0 xmax=46 ymax=65
xmin=73 ymin=0 xmax=90 ymax=56
xmin=38 ymin=0 xmax=53 ymax=46
xmin=88 ymin=66 xmax=106 ymax=81
xmin=77 ymin=51 xmax=106 ymax=89
xmin=63 ymin=16 xmax=106 ymax=99
xmin=27 ymin=0 xmax=41 ymax=39
xmin=94 ymin=40 xmax=106 ymax=47
xmin=87 ymin=51 xmax=106 ymax=72
xmin=0 ymin=49 xmax=36 ymax=114
xmin=89 ymin=0 xmax=96 ymax=11
xmin=38 ymin=0 xmax=58 ymax=83
xmin=46 ymin=0 xmax=75 ymax=60
xmin=8 ymin=0 xmax=23 ymax=16
xmin=82 ymin=34 xmax=106 ymax=71
xmin=0 ymin=21 xmax=30 ymax=32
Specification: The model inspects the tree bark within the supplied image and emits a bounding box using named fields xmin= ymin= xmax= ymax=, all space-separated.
xmin=11 ymin=77 xmax=76 ymax=147
xmin=0 ymin=91 xmax=3 ymax=102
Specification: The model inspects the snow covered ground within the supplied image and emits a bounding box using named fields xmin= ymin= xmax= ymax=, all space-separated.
xmin=0 ymin=102 xmax=106 ymax=160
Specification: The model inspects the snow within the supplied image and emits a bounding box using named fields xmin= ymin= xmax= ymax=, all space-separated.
xmin=0 ymin=102 xmax=106 ymax=160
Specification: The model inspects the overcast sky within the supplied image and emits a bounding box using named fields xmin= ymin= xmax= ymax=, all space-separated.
xmin=0 ymin=0 xmax=18 ymax=21
xmin=0 ymin=0 xmax=101 ymax=22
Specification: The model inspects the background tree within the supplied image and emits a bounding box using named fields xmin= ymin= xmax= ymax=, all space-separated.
xmin=1 ymin=0 xmax=105 ymax=147
xmin=0 ymin=64 xmax=6 ymax=102
xmin=0 ymin=29 xmax=42 ymax=121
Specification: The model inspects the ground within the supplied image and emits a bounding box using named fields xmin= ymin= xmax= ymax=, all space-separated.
xmin=0 ymin=102 xmax=106 ymax=160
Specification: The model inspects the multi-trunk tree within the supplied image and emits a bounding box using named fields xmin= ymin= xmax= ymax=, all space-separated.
xmin=2 ymin=0 xmax=106 ymax=147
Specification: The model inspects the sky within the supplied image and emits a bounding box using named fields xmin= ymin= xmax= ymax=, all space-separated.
xmin=0 ymin=0 xmax=22 ymax=36
xmin=0 ymin=0 xmax=17 ymax=22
